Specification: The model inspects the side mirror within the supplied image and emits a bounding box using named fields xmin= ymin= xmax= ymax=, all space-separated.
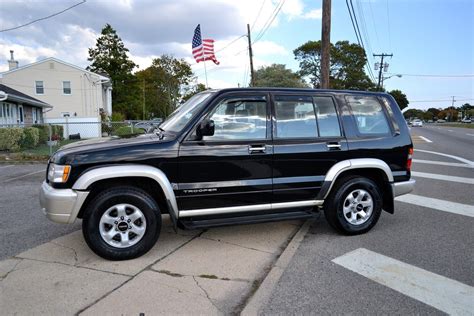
xmin=196 ymin=119 xmax=215 ymax=138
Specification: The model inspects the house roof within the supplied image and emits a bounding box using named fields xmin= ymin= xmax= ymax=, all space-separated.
xmin=0 ymin=84 xmax=52 ymax=108
xmin=0 ymin=57 xmax=110 ymax=82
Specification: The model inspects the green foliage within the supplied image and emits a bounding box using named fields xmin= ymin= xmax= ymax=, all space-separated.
xmin=32 ymin=124 xmax=49 ymax=144
xmin=136 ymin=55 xmax=194 ymax=119
xmin=21 ymin=127 xmax=40 ymax=149
xmin=0 ymin=128 xmax=25 ymax=152
xmin=87 ymin=24 xmax=139 ymax=119
xmin=111 ymin=112 xmax=126 ymax=122
xmin=115 ymin=126 xmax=145 ymax=136
xmin=253 ymin=64 xmax=308 ymax=88
xmin=182 ymin=83 xmax=208 ymax=103
xmin=389 ymin=89 xmax=409 ymax=110
xmin=293 ymin=40 xmax=376 ymax=90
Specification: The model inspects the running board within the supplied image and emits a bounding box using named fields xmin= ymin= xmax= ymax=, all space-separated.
xmin=178 ymin=210 xmax=320 ymax=230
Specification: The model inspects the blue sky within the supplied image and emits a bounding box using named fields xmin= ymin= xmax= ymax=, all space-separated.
xmin=0 ymin=0 xmax=472 ymax=110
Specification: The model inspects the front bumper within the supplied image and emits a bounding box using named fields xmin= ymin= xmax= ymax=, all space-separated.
xmin=39 ymin=181 xmax=89 ymax=224
xmin=392 ymin=179 xmax=416 ymax=197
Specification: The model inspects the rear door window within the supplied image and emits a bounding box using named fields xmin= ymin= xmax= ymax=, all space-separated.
xmin=345 ymin=95 xmax=391 ymax=135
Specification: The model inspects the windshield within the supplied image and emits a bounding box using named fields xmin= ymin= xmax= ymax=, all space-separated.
xmin=160 ymin=92 xmax=214 ymax=133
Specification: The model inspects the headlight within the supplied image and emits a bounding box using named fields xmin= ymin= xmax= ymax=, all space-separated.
xmin=47 ymin=164 xmax=71 ymax=183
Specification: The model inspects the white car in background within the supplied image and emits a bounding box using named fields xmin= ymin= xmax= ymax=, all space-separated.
xmin=411 ymin=119 xmax=423 ymax=127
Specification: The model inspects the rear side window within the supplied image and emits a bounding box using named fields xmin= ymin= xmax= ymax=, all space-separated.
xmin=346 ymin=95 xmax=390 ymax=135
xmin=274 ymin=95 xmax=341 ymax=138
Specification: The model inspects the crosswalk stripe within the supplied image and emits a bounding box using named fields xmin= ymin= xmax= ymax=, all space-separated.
xmin=413 ymin=159 xmax=474 ymax=168
xmin=332 ymin=248 xmax=474 ymax=315
xmin=395 ymin=194 xmax=474 ymax=217
xmin=411 ymin=171 xmax=474 ymax=184
xmin=418 ymin=136 xmax=433 ymax=143
xmin=414 ymin=149 xmax=474 ymax=166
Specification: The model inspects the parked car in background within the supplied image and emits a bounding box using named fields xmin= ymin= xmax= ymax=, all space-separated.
xmin=461 ymin=117 xmax=472 ymax=124
xmin=437 ymin=119 xmax=446 ymax=123
xmin=411 ymin=119 xmax=423 ymax=127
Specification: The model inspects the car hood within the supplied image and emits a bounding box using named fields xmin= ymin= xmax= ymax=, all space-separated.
xmin=50 ymin=133 xmax=175 ymax=165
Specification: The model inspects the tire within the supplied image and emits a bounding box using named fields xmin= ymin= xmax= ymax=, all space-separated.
xmin=324 ymin=176 xmax=382 ymax=235
xmin=82 ymin=186 xmax=161 ymax=260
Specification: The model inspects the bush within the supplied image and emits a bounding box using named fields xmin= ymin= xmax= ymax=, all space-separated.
xmin=32 ymin=125 xmax=49 ymax=144
xmin=0 ymin=128 xmax=25 ymax=152
xmin=21 ymin=127 xmax=40 ymax=148
xmin=115 ymin=126 xmax=145 ymax=136
xmin=111 ymin=112 xmax=125 ymax=122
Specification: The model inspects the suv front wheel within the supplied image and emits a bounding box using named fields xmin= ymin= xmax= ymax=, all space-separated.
xmin=82 ymin=186 xmax=161 ymax=260
xmin=324 ymin=176 xmax=382 ymax=235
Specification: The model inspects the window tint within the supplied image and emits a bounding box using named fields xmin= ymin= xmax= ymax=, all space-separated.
xmin=35 ymin=81 xmax=44 ymax=94
xmin=204 ymin=97 xmax=267 ymax=140
xmin=275 ymin=95 xmax=341 ymax=138
xmin=313 ymin=96 xmax=341 ymax=137
xmin=346 ymin=95 xmax=390 ymax=134
xmin=275 ymin=96 xmax=318 ymax=138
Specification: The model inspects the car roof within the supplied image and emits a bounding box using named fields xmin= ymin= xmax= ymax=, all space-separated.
xmin=208 ymin=87 xmax=390 ymax=98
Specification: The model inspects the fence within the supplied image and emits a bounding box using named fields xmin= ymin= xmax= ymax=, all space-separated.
xmin=0 ymin=120 xmax=162 ymax=157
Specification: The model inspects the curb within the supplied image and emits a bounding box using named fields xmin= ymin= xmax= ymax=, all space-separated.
xmin=241 ymin=220 xmax=313 ymax=315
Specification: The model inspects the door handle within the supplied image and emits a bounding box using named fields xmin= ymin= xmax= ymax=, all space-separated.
xmin=248 ymin=145 xmax=266 ymax=154
xmin=326 ymin=142 xmax=341 ymax=150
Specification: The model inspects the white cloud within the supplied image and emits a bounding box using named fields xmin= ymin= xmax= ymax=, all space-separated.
xmin=303 ymin=8 xmax=322 ymax=19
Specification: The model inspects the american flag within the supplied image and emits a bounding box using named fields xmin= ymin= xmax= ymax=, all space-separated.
xmin=192 ymin=24 xmax=220 ymax=65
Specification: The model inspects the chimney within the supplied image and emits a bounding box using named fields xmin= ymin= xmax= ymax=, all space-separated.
xmin=8 ymin=50 xmax=19 ymax=70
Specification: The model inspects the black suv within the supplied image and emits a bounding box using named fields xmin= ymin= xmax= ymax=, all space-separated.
xmin=40 ymin=88 xmax=415 ymax=260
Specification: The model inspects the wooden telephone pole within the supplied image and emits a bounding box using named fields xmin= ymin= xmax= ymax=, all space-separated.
xmin=247 ymin=23 xmax=255 ymax=87
xmin=320 ymin=0 xmax=331 ymax=89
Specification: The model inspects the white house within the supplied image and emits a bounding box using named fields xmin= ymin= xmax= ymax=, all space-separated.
xmin=0 ymin=51 xmax=113 ymax=137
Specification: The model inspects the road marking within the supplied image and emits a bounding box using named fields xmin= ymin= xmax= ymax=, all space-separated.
xmin=412 ymin=159 xmax=474 ymax=168
xmin=2 ymin=170 xmax=45 ymax=183
xmin=332 ymin=248 xmax=474 ymax=315
xmin=467 ymin=133 xmax=474 ymax=136
xmin=414 ymin=149 xmax=474 ymax=166
xmin=396 ymin=194 xmax=474 ymax=217
xmin=418 ymin=136 xmax=433 ymax=143
xmin=411 ymin=171 xmax=474 ymax=184
xmin=448 ymin=129 xmax=453 ymax=132
xmin=0 ymin=165 xmax=13 ymax=169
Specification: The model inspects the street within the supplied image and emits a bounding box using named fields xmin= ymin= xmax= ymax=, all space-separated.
xmin=0 ymin=125 xmax=473 ymax=314
xmin=262 ymin=125 xmax=474 ymax=314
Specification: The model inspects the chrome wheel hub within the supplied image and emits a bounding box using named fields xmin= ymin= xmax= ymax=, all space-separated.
xmin=99 ymin=203 xmax=147 ymax=248
xmin=342 ymin=189 xmax=373 ymax=226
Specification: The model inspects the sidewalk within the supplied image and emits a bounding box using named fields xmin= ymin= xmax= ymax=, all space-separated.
xmin=0 ymin=216 xmax=302 ymax=315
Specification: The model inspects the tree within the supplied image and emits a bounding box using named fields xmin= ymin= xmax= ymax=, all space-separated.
xmin=135 ymin=55 xmax=193 ymax=118
xmin=293 ymin=40 xmax=375 ymax=90
xmin=88 ymin=24 xmax=139 ymax=118
xmin=253 ymin=64 xmax=308 ymax=88
xmin=182 ymin=83 xmax=208 ymax=102
xmin=389 ymin=89 xmax=409 ymax=110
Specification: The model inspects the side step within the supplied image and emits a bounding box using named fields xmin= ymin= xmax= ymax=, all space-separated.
xmin=178 ymin=210 xmax=320 ymax=230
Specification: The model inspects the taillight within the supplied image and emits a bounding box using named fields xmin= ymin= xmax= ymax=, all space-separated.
xmin=406 ymin=147 xmax=414 ymax=171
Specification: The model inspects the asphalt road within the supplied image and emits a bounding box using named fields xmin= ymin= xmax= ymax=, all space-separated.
xmin=262 ymin=125 xmax=474 ymax=314
xmin=0 ymin=164 xmax=81 ymax=260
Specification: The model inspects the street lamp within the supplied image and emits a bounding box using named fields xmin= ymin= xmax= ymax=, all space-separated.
xmin=382 ymin=74 xmax=402 ymax=90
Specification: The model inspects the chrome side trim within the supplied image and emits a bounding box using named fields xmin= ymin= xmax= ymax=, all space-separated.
xmin=321 ymin=158 xmax=394 ymax=199
xmin=392 ymin=179 xmax=416 ymax=197
xmin=178 ymin=178 xmax=272 ymax=190
xmin=273 ymin=176 xmax=325 ymax=184
xmin=179 ymin=200 xmax=323 ymax=218
xmin=72 ymin=165 xmax=179 ymax=219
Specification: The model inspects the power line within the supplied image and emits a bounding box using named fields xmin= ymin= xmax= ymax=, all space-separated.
xmin=385 ymin=0 xmax=392 ymax=51
xmin=253 ymin=0 xmax=286 ymax=44
xmin=0 ymin=0 xmax=86 ymax=33
xmin=250 ymin=0 xmax=267 ymax=32
xmin=409 ymin=98 xmax=474 ymax=103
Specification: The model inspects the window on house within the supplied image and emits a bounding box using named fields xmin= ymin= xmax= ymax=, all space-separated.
xmin=35 ymin=81 xmax=44 ymax=94
xmin=63 ymin=81 xmax=71 ymax=95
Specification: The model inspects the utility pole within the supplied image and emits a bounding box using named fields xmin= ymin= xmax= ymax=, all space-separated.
xmin=451 ymin=96 xmax=456 ymax=107
xmin=142 ymin=78 xmax=146 ymax=120
xmin=320 ymin=0 xmax=331 ymax=89
xmin=373 ymin=53 xmax=393 ymax=90
xmin=246 ymin=24 xmax=255 ymax=87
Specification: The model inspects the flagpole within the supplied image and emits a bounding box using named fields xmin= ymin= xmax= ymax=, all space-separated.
xmin=200 ymin=24 xmax=209 ymax=88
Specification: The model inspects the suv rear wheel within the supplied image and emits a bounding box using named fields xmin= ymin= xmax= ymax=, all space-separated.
xmin=82 ymin=186 xmax=161 ymax=260
xmin=324 ymin=176 xmax=382 ymax=235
